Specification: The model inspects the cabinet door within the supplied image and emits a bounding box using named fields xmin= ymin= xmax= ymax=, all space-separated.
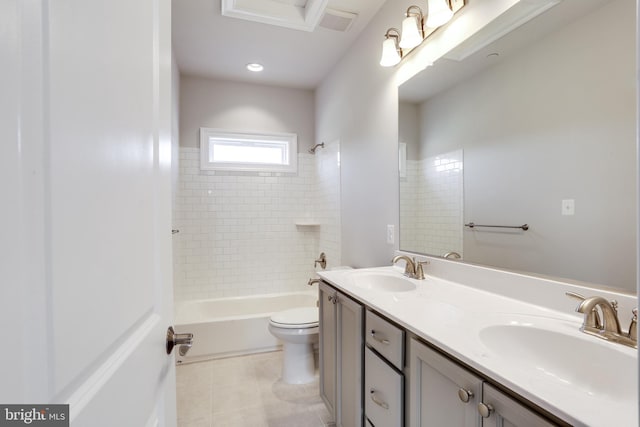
xmin=409 ymin=338 xmax=483 ymax=427
xmin=480 ymin=383 xmax=557 ymax=427
xmin=319 ymin=282 xmax=337 ymax=419
xmin=337 ymin=291 xmax=364 ymax=427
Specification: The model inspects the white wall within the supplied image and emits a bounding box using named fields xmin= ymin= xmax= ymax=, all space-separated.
xmin=179 ymin=75 xmax=315 ymax=150
xmin=314 ymin=0 xmax=500 ymax=268
xmin=418 ymin=0 xmax=636 ymax=290
xmin=316 ymin=0 xmax=418 ymax=267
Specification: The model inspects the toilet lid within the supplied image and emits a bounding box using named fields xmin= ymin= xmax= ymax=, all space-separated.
xmin=270 ymin=307 xmax=319 ymax=329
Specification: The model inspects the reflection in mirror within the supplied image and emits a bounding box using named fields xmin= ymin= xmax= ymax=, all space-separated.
xmin=398 ymin=0 xmax=637 ymax=292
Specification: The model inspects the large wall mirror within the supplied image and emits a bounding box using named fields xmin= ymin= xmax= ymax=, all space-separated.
xmin=398 ymin=0 xmax=637 ymax=292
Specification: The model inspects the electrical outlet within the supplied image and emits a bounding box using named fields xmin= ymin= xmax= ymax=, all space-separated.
xmin=387 ymin=225 xmax=395 ymax=244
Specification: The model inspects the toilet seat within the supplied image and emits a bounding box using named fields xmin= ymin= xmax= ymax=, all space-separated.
xmin=269 ymin=307 xmax=318 ymax=329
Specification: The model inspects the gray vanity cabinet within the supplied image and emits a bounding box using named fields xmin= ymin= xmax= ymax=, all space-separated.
xmin=321 ymin=283 xmax=561 ymax=427
xmin=409 ymin=338 xmax=559 ymax=427
xmin=479 ymin=383 xmax=556 ymax=427
xmin=319 ymin=281 xmax=364 ymax=427
xmin=409 ymin=338 xmax=483 ymax=427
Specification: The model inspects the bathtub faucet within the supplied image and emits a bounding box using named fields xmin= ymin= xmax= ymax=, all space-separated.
xmin=308 ymin=278 xmax=321 ymax=286
xmin=314 ymin=252 xmax=327 ymax=270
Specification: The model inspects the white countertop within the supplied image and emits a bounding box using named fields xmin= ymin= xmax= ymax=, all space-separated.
xmin=318 ymin=265 xmax=638 ymax=427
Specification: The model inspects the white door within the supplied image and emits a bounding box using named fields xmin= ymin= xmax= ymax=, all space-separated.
xmin=1 ymin=0 xmax=177 ymax=426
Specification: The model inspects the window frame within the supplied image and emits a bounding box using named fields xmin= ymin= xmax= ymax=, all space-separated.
xmin=199 ymin=128 xmax=298 ymax=173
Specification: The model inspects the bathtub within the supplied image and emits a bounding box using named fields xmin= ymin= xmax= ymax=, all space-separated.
xmin=174 ymin=291 xmax=318 ymax=364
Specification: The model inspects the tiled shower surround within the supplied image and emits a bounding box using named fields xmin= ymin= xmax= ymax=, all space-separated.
xmin=173 ymin=144 xmax=341 ymax=301
xmin=400 ymin=149 xmax=463 ymax=257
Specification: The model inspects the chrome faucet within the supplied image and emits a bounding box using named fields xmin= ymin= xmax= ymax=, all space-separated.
xmin=391 ymin=255 xmax=429 ymax=280
xmin=566 ymin=292 xmax=637 ymax=348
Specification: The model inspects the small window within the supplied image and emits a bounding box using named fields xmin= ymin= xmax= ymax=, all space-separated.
xmin=200 ymin=128 xmax=297 ymax=173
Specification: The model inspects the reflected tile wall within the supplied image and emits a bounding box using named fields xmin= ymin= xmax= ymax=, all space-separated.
xmin=400 ymin=149 xmax=463 ymax=257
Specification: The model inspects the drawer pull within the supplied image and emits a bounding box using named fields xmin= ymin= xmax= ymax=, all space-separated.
xmin=327 ymin=295 xmax=337 ymax=304
xmin=370 ymin=389 xmax=389 ymax=410
xmin=370 ymin=330 xmax=390 ymax=345
xmin=457 ymin=388 xmax=474 ymax=403
xmin=478 ymin=402 xmax=494 ymax=418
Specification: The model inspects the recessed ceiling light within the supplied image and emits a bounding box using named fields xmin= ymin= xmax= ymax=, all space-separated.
xmin=246 ymin=63 xmax=264 ymax=72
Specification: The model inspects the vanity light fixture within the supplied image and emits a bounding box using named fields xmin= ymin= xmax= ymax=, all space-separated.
xmin=381 ymin=0 xmax=458 ymax=68
xmin=425 ymin=0 xmax=453 ymax=28
xmin=246 ymin=63 xmax=264 ymax=72
xmin=379 ymin=28 xmax=402 ymax=67
xmin=399 ymin=6 xmax=425 ymax=49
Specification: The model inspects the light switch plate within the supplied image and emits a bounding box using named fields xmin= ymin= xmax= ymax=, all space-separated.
xmin=387 ymin=225 xmax=395 ymax=244
xmin=562 ymin=199 xmax=575 ymax=216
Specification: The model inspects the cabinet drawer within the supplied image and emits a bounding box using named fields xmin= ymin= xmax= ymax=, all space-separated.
xmin=366 ymin=310 xmax=404 ymax=370
xmin=364 ymin=347 xmax=403 ymax=427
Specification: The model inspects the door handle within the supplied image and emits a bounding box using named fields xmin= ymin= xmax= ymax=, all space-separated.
xmin=166 ymin=326 xmax=193 ymax=356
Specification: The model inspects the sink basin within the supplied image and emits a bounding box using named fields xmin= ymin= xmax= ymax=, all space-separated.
xmin=352 ymin=272 xmax=416 ymax=292
xmin=479 ymin=324 xmax=637 ymax=399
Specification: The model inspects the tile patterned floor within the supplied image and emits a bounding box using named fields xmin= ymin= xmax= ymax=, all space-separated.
xmin=176 ymin=351 xmax=334 ymax=427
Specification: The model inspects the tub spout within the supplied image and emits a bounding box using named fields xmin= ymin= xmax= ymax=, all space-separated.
xmin=308 ymin=278 xmax=321 ymax=286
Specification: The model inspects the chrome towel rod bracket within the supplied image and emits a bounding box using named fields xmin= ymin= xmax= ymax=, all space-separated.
xmin=465 ymin=222 xmax=529 ymax=231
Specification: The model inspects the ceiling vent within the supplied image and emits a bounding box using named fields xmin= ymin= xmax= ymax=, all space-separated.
xmin=221 ymin=0 xmax=329 ymax=32
xmin=319 ymin=8 xmax=357 ymax=32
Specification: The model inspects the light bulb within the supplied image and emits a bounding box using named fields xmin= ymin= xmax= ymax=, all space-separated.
xmin=399 ymin=16 xmax=423 ymax=49
xmin=426 ymin=0 xmax=453 ymax=28
xmin=380 ymin=38 xmax=401 ymax=67
xmin=246 ymin=63 xmax=264 ymax=72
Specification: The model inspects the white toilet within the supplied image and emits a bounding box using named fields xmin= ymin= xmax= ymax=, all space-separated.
xmin=268 ymin=306 xmax=319 ymax=384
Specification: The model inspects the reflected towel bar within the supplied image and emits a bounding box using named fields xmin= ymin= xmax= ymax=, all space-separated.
xmin=465 ymin=222 xmax=529 ymax=231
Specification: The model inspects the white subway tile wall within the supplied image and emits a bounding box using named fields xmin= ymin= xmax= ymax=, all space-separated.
xmin=400 ymin=149 xmax=463 ymax=257
xmin=173 ymin=145 xmax=341 ymax=301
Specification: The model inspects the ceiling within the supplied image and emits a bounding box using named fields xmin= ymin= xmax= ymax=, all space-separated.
xmin=172 ymin=0 xmax=387 ymax=89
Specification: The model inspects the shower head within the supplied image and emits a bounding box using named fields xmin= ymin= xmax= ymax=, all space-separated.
xmin=309 ymin=142 xmax=325 ymax=154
